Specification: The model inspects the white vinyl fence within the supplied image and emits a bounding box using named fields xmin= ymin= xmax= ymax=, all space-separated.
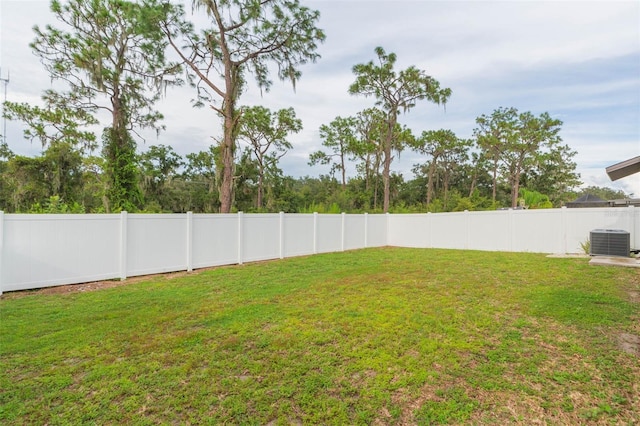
xmin=388 ymin=206 xmax=638 ymax=253
xmin=0 ymin=207 xmax=637 ymax=294
xmin=0 ymin=212 xmax=386 ymax=294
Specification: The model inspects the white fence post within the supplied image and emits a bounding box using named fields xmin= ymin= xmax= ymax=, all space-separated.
xmin=635 ymin=206 xmax=640 ymax=250
xmin=238 ymin=211 xmax=244 ymax=265
xmin=313 ymin=212 xmax=318 ymax=254
xmin=120 ymin=211 xmax=128 ymax=281
xmin=341 ymin=212 xmax=346 ymax=251
xmin=628 ymin=206 xmax=635 ymax=246
xmin=427 ymin=212 xmax=433 ymax=248
xmin=508 ymin=208 xmax=514 ymax=252
xmin=465 ymin=210 xmax=470 ymax=250
xmin=560 ymin=206 xmax=567 ymax=254
xmin=364 ymin=212 xmax=368 ymax=248
xmin=186 ymin=211 xmax=193 ymax=272
xmin=0 ymin=211 xmax=4 ymax=296
xmin=385 ymin=212 xmax=390 ymax=246
xmin=279 ymin=211 xmax=285 ymax=259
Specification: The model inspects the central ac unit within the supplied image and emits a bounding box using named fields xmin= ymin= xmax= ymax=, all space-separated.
xmin=590 ymin=229 xmax=630 ymax=257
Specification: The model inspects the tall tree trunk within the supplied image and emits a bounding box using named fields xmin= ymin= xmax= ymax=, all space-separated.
xmin=219 ymin=64 xmax=241 ymax=213
xmin=364 ymin=154 xmax=371 ymax=191
xmin=220 ymin=119 xmax=235 ymax=213
xmin=372 ymin=154 xmax=380 ymax=210
xmin=426 ymin=160 xmax=437 ymax=205
xmin=104 ymin=89 xmax=141 ymax=212
xmin=491 ymin=159 xmax=498 ymax=204
xmin=257 ymin=170 xmax=264 ymax=209
xmin=468 ymin=167 xmax=477 ymax=198
xmin=382 ymin=145 xmax=391 ymax=213
xmin=511 ymin=171 xmax=521 ymax=208
xmin=382 ymin=118 xmax=395 ymax=213
xmin=373 ymin=175 xmax=378 ymax=210
xmin=443 ymin=172 xmax=450 ymax=209
xmin=340 ymin=149 xmax=346 ymax=189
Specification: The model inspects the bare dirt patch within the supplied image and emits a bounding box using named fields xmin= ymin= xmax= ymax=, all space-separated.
xmin=617 ymin=333 xmax=640 ymax=357
xmin=1 ymin=277 xmax=143 ymax=299
xmin=0 ymin=268 xmax=216 ymax=300
xmin=1 ymin=257 xmax=288 ymax=300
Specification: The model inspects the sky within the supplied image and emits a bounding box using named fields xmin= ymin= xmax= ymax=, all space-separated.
xmin=1 ymin=0 xmax=639 ymax=196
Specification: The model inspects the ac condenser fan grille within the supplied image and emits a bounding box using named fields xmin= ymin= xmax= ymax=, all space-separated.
xmin=590 ymin=229 xmax=630 ymax=257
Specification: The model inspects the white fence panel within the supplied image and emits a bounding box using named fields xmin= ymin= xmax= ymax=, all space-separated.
xmin=192 ymin=214 xmax=239 ymax=268
xmin=1 ymin=207 xmax=638 ymax=294
xmin=388 ymin=214 xmax=430 ymax=247
xmin=564 ymin=207 xmax=637 ymax=253
xmin=127 ymin=214 xmax=188 ymax=277
xmin=316 ymin=214 xmax=342 ymax=253
xmin=467 ymin=211 xmax=510 ymax=252
xmin=242 ymin=214 xmax=280 ymax=263
xmin=511 ymin=209 xmax=562 ymax=253
xmin=366 ymin=214 xmax=388 ymax=247
xmin=283 ymin=214 xmax=315 ymax=258
xmin=344 ymin=214 xmax=365 ymax=250
xmin=386 ymin=207 xmax=638 ymax=254
xmin=431 ymin=213 xmax=467 ymax=249
xmin=2 ymin=214 xmax=121 ymax=291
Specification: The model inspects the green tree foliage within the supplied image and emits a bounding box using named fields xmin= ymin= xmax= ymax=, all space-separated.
xmin=184 ymin=146 xmax=219 ymax=213
xmin=474 ymin=107 xmax=577 ymax=208
xmin=41 ymin=142 xmax=85 ymax=202
xmin=3 ymin=99 xmax=98 ymax=153
xmin=1 ymin=97 xmax=104 ymax=212
xmin=412 ymin=129 xmax=471 ymax=207
xmin=521 ymin=143 xmax=581 ymax=206
xmin=29 ymin=195 xmax=85 ymax=214
xmin=0 ymin=143 xmax=85 ymax=212
xmin=474 ymin=107 xmax=516 ymax=204
xmin=309 ymin=116 xmax=357 ymax=188
xmin=351 ymin=108 xmax=386 ymax=209
xmin=101 ymin=128 xmax=143 ymax=212
xmin=234 ymin=147 xmax=260 ymax=211
xmin=29 ymin=0 xmax=181 ymax=212
xmin=0 ymin=140 xmax=12 ymax=160
xmin=309 ymin=116 xmax=357 ymax=189
xmin=576 ymin=186 xmax=629 ymax=200
xmin=2 ymin=1 xmax=591 ymax=214
xmin=160 ymin=0 xmax=325 ymax=213
xmin=295 ymin=175 xmax=341 ymax=212
xmin=139 ymin=144 xmax=184 ymax=210
xmin=349 ymin=47 xmax=451 ymax=212
xmin=1 ymin=155 xmax=49 ymax=212
xmin=0 ymin=143 xmax=590 ymax=214
xmin=519 ymin=188 xmax=553 ymax=209
xmin=465 ymin=151 xmax=495 ymax=201
xmin=80 ymin=156 xmax=108 ymax=212
xmin=0 ymin=106 xmax=585 ymax=214
xmin=238 ymin=106 xmax=302 ymax=209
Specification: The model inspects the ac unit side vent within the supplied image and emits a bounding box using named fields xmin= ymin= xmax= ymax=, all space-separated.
xmin=590 ymin=229 xmax=630 ymax=257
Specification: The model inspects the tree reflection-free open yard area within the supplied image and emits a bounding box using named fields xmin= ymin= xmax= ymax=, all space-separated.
xmin=1 ymin=248 xmax=638 ymax=424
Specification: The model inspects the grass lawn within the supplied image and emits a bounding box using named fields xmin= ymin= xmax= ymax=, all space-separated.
xmin=1 ymin=247 xmax=639 ymax=424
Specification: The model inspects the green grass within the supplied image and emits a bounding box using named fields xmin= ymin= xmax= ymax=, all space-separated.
xmin=1 ymin=247 xmax=639 ymax=424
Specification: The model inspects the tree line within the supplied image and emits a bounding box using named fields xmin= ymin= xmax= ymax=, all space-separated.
xmin=0 ymin=0 xmax=624 ymax=214
xmin=0 ymin=133 xmax=625 ymax=214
